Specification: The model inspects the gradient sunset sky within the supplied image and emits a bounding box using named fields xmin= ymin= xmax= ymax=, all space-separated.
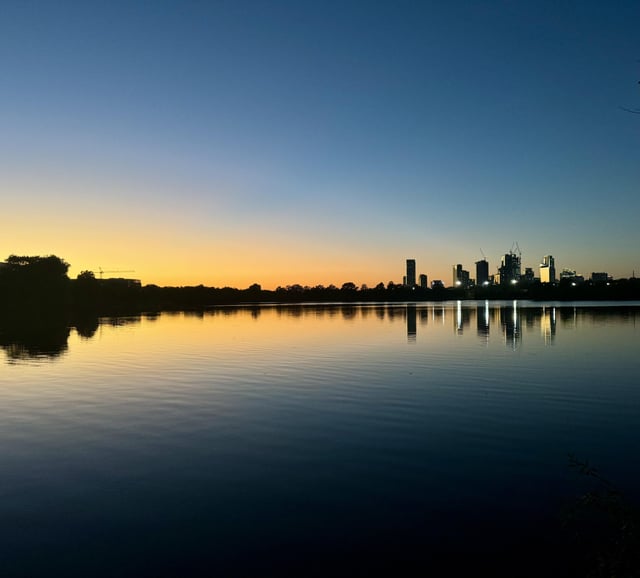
xmin=2 ymin=1 xmax=638 ymax=288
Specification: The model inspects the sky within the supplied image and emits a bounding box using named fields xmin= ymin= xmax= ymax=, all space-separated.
xmin=1 ymin=0 xmax=638 ymax=288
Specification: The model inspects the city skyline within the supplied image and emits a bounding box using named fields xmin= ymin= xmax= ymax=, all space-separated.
xmin=0 ymin=249 xmax=627 ymax=291
xmin=2 ymin=1 xmax=638 ymax=289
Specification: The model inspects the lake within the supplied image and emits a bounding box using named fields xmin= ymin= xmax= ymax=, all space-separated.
xmin=1 ymin=301 xmax=639 ymax=576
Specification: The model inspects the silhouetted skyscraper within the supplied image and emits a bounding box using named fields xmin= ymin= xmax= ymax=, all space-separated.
xmin=453 ymin=264 xmax=470 ymax=288
xmin=419 ymin=273 xmax=428 ymax=289
xmin=498 ymin=252 xmax=521 ymax=285
xmin=453 ymin=264 xmax=461 ymax=286
xmin=540 ymin=255 xmax=556 ymax=284
xmin=406 ymin=259 xmax=416 ymax=287
xmin=523 ymin=267 xmax=535 ymax=283
xmin=475 ymin=259 xmax=489 ymax=286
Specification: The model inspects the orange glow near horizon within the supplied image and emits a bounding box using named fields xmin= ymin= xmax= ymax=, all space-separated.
xmin=2 ymin=193 xmax=415 ymax=289
xmin=4 ymin=175 xmax=637 ymax=289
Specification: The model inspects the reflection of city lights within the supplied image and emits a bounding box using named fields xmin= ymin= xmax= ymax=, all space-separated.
xmin=456 ymin=300 xmax=462 ymax=331
xmin=541 ymin=305 xmax=555 ymax=345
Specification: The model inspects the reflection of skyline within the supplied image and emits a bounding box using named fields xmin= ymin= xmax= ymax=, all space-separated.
xmin=398 ymin=302 xmax=638 ymax=348
xmin=541 ymin=306 xmax=557 ymax=344
xmin=477 ymin=301 xmax=490 ymax=343
xmin=263 ymin=303 xmax=638 ymax=350
xmin=2 ymin=304 xmax=638 ymax=361
xmin=407 ymin=305 xmax=416 ymax=342
xmin=454 ymin=301 xmax=472 ymax=335
xmin=155 ymin=303 xmax=640 ymax=337
xmin=500 ymin=301 xmax=521 ymax=350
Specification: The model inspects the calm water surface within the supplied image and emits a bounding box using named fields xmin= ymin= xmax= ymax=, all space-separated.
xmin=1 ymin=302 xmax=639 ymax=576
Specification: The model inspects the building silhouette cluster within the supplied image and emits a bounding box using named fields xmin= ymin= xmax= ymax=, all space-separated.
xmin=405 ymin=247 xmax=616 ymax=290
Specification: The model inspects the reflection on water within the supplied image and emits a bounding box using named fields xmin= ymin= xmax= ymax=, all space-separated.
xmin=0 ymin=301 xmax=639 ymax=576
xmin=477 ymin=301 xmax=490 ymax=341
xmin=0 ymin=314 xmax=70 ymax=361
xmin=541 ymin=305 xmax=557 ymax=344
xmin=1 ymin=302 xmax=638 ymax=362
xmin=407 ymin=304 xmax=417 ymax=342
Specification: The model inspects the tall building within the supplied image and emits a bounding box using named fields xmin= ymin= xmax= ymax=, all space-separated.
xmin=475 ymin=259 xmax=489 ymax=286
xmin=452 ymin=264 xmax=470 ymax=288
xmin=498 ymin=252 xmax=521 ymax=285
xmin=560 ymin=268 xmax=584 ymax=284
xmin=539 ymin=255 xmax=556 ymax=284
xmin=406 ymin=259 xmax=416 ymax=287
xmin=523 ymin=267 xmax=535 ymax=283
xmin=453 ymin=264 xmax=461 ymax=286
xmin=419 ymin=273 xmax=428 ymax=289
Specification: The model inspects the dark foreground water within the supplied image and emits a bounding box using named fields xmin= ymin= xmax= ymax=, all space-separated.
xmin=1 ymin=301 xmax=639 ymax=577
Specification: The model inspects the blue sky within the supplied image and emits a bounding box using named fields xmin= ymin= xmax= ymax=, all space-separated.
xmin=1 ymin=0 xmax=638 ymax=287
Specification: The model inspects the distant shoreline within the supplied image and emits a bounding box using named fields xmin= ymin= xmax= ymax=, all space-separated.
xmin=1 ymin=254 xmax=639 ymax=315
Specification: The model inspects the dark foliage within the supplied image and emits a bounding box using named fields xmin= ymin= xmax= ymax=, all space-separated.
xmin=562 ymin=455 xmax=640 ymax=577
xmin=0 ymin=254 xmax=70 ymax=310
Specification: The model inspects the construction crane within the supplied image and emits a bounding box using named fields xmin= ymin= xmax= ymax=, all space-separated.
xmin=98 ymin=267 xmax=135 ymax=279
xmin=509 ymin=242 xmax=522 ymax=259
xmin=479 ymin=248 xmax=487 ymax=261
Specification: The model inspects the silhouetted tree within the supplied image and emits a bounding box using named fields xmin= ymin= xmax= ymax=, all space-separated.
xmin=73 ymin=270 xmax=99 ymax=310
xmin=77 ymin=270 xmax=96 ymax=281
xmin=0 ymin=254 xmax=70 ymax=310
xmin=6 ymin=254 xmax=69 ymax=276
